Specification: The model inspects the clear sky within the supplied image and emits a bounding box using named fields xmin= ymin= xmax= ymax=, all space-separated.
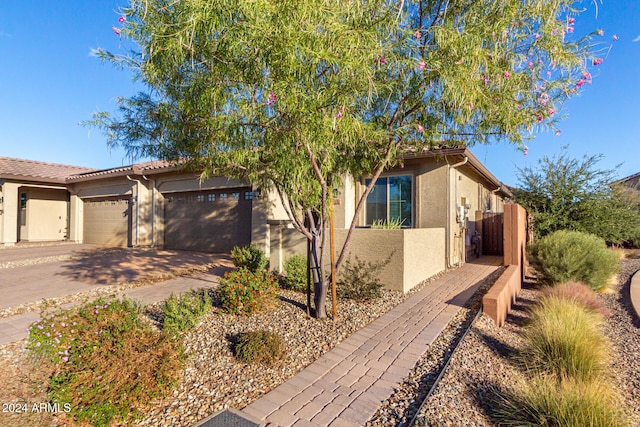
xmin=0 ymin=1 xmax=638 ymax=186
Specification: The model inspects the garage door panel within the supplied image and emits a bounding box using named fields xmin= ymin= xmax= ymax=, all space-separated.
xmin=164 ymin=189 xmax=252 ymax=253
xmin=83 ymin=198 xmax=131 ymax=246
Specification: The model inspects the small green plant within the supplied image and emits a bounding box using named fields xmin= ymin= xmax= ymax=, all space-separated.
xmin=162 ymin=290 xmax=212 ymax=335
xmin=233 ymin=330 xmax=285 ymax=366
xmin=218 ymin=268 xmax=279 ymax=314
xmin=371 ymin=217 xmax=405 ymax=229
xmin=521 ymin=296 xmax=609 ymax=382
xmin=493 ymin=375 xmax=629 ymax=427
xmin=337 ymin=254 xmax=391 ymax=301
xmin=26 ymin=297 xmax=183 ymax=427
xmin=540 ymin=281 xmax=610 ymax=317
xmin=283 ymin=254 xmax=308 ymax=292
xmin=231 ymin=244 xmax=268 ymax=272
xmin=528 ymin=230 xmax=619 ymax=291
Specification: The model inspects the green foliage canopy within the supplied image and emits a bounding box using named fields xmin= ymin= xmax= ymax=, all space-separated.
xmin=513 ymin=150 xmax=640 ymax=245
xmin=91 ymin=0 xmax=602 ymax=316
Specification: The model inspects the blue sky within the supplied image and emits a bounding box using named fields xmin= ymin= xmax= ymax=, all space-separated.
xmin=0 ymin=1 xmax=638 ymax=186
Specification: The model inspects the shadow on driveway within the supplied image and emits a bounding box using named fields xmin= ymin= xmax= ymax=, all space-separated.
xmin=56 ymin=248 xmax=232 ymax=285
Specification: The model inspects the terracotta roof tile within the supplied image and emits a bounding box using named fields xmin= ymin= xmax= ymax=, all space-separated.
xmin=0 ymin=157 xmax=96 ymax=184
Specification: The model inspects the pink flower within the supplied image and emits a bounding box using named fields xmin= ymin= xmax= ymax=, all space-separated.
xmin=418 ymin=61 xmax=426 ymax=71
xmin=503 ymin=71 xmax=511 ymax=79
xmin=118 ymin=15 xmax=126 ymax=23
xmin=112 ymin=26 xmax=121 ymax=35
xmin=592 ymin=58 xmax=603 ymax=66
xmin=555 ymin=130 xmax=562 ymax=136
xmin=596 ymin=29 xmax=604 ymax=36
xmin=375 ymin=55 xmax=387 ymax=65
xmin=62 ymin=357 xmax=69 ymax=363
xmin=537 ymin=115 xmax=543 ymax=123
xmin=613 ymin=34 xmax=619 ymax=41
xmin=546 ymin=71 xmax=552 ymax=77
xmin=534 ymin=33 xmax=541 ymax=40
xmin=528 ymin=61 xmax=533 ymax=68
xmin=335 ymin=106 xmax=344 ymax=118
xmin=36 ymin=342 xmax=41 ymax=347
xmin=582 ymin=71 xmax=592 ymax=80
xmin=266 ymin=92 xmax=276 ymax=106
xmin=414 ymin=30 xmax=422 ymax=39
xmin=417 ymin=125 xmax=424 ymax=133
xmin=482 ymin=76 xmax=489 ymax=84
xmin=568 ymin=17 xmax=576 ymax=25
xmin=524 ymin=146 xmax=529 ymax=156
xmin=548 ymin=108 xmax=555 ymax=115
xmin=566 ymin=26 xmax=574 ymax=33
xmin=576 ymin=79 xmax=585 ymax=88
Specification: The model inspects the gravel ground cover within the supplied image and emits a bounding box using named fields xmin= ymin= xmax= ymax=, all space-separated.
xmin=404 ymin=258 xmax=640 ymax=426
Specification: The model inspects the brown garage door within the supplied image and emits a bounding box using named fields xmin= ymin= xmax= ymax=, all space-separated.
xmin=83 ymin=197 xmax=132 ymax=246
xmin=164 ymin=188 xmax=253 ymax=253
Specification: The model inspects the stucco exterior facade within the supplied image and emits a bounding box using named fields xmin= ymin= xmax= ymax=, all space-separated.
xmin=1 ymin=148 xmax=510 ymax=292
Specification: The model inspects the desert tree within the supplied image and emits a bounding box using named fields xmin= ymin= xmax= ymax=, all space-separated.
xmin=91 ymin=0 xmax=605 ymax=317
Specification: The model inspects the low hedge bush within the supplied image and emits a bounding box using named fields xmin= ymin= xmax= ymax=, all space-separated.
xmin=232 ymin=330 xmax=285 ymax=366
xmin=528 ymin=230 xmax=619 ymax=291
xmin=231 ymin=244 xmax=268 ymax=272
xmin=162 ymin=290 xmax=212 ymax=335
xmin=218 ymin=267 xmax=279 ymax=314
xmin=27 ymin=297 xmax=183 ymax=427
xmin=521 ymin=295 xmax=609 ymax=381
xmin=283 ymin=254 xmax=308 ymax=292
xmin=337 ymin=255 xmax=390 ymax=301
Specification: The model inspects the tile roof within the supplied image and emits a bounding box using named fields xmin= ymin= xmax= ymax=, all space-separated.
xmin=0 ymin=157 xmax=96 ymax=184
xmin=66 ymin=159 xmax=184 ymax=182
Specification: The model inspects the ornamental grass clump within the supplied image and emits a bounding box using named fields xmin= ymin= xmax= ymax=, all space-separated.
xmin=27 ymin=297 xmax=183 ymax=427
xmin=528 ymin=230 xmax=619 ymax=291
xmin=218 ymin=267 xmax=278 ymax=314
xmin=493 ymin=375 xmax=628 ymax=427
xmin=540 ymin=281 xmax=610 ymax=317
xmin=521 ymin=295 xmax=609 ymax=381
xmin=162 ymin=290 xmax=213 ymax=335
xmin=232 ymin=330 xmax=285 ymax=366
xmin=283 ymin=254 xmax=308 ymax=292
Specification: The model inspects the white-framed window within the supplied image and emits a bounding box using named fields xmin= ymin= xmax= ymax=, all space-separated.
xmin=220 ymin=193 xmax=228 ymax=201
xmin=244 ymin=191 xmax=253 ymax=200
xmin=364 ymin=175 xmax=413 ymax=227
xmin=197 ymin=194 xmax=205 ymax=202
xmin=208 ymin=194 xmax=216 ymax=202
xmin=231 ymin=192 xmax=240 ymax=201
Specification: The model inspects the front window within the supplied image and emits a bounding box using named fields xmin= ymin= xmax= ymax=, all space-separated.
xmin=365 ymin=175 xmax=413 ymax=227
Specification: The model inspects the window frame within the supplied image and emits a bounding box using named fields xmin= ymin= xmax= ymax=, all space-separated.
xmin=363 ymin=173 xmax=415 ymax=228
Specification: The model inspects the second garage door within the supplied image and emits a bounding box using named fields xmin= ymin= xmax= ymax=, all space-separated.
xmin=164 ymin=188 xmax=253 ymax=253
xmin=83 ymin=197 xmax=132 ymax=246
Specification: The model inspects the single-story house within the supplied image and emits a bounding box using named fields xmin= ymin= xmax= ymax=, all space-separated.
xmin=0 ymin=147 xmax=511 ymax=292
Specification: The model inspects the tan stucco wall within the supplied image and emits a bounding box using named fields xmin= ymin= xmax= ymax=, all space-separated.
xmin=271 ymin=226 xmax=446 ymax=293
xmin=2 ymin=182 xmax=20 ymax=244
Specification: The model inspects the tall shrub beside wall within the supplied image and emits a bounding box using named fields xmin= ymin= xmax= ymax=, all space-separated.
xmin=528 ymin=230 xmax=618 ymax=291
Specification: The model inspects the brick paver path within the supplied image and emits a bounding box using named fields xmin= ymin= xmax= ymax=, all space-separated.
xmin=241 ymin=257 xmax=502 ymax=427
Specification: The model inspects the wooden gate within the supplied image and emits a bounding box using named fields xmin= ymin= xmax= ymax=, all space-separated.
xmin=483 ymin=212 xmax=504 ymax=255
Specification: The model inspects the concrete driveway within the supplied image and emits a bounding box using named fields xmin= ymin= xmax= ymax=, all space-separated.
xmin=0 ymin=243 xmax=232 ymax=311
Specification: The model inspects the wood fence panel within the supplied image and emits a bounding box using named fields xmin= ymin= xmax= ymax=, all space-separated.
xmin=482 ymin=212 xmax=504 ymax=255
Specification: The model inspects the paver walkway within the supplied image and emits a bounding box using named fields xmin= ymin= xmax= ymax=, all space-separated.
xmin=241 ymin=257 xmax=502 ymax=427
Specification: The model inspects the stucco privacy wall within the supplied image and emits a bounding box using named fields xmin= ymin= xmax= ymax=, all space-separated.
xmin=270 ymin=226 xmax=446 ymax=293
xmin=1 ymin=182 xmax=20 ymax=244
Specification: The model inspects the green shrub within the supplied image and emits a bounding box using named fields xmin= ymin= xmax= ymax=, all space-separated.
xmin=521 ymin=296 xmax=609 ymax=382
xmin=162 ymin=290 xmax=212 ymax=335
xmin=493 ymin=375 xmax=628 ymax=427
xmin=233 ymin=330 xmax=285 ymax=366
xmin=27 ymin=297 xmax=183 ymax=427
xmin=528 ymin=230 xmax=619 ymax=291
xmin=337 ymin=255 xmax=390 ymax=301
xmin=218 ymin=268 xmax=279 ymax=314
xmin=540 ymin=281 xmax=610 ymax=317
xmin=283 ymin=254 xmax=308 ymax=292
xmin=231 ymin=244 xmax=268 ymax=272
